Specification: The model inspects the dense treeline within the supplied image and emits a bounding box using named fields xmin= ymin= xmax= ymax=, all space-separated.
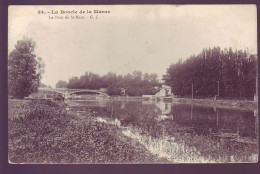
xmin=39 ymin=83 xmax=51 ymax=88
xmin=163 ymin=47 xmax=257 ymax=99
xmin=56 ymin=80 xmax=68 ymax=88
xmin=66 ymin=71 xmax=159 ymax=96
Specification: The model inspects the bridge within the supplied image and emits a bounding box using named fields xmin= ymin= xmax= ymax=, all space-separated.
xmin=39 ymin=88 xmax=109 ymax=99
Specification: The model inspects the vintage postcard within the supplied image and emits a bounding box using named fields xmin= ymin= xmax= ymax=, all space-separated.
xmin=8 ymin=5 xmax=258 ymax=164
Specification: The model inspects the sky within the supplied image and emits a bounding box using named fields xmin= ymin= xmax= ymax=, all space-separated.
xmin=8 ymin=5 xmax=257 ymax=87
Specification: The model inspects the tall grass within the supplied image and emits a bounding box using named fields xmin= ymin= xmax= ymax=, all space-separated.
xmin=8 ymin=100 xmax=163 ymax=163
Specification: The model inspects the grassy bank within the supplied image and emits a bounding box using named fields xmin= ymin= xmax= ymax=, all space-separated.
xmin=8 ymin=99 xmax=166 ymax=163
xmin=172 ymin=98 xmax=257 ymax=111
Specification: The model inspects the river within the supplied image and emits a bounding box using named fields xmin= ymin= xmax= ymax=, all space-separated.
xmin=66 ymin=98 xmax=258 ymax=163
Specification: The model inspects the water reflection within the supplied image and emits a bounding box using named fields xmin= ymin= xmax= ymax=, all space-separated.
xmin=69 ymin=99 xmax=258 ymax=163
xmin=155 ymin=102 xmax=172 ymax=115
xmin=171 ymin=104 xmax=257 ymax=139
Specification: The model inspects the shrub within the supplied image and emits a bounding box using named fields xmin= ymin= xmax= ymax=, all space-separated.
xmin=9 ymin=99 xmax=164 ymax=163
xmin=9 ymin=100 xmax=69 ymax=163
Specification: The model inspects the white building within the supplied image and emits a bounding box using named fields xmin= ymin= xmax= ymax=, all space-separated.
xmin=142 ymin=85 xmax=173 ymax=99
xmin=155 ymin=85 xmax=172 ymax=97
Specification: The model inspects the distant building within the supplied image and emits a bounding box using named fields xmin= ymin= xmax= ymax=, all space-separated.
xmin=121 ymin=88 xmax=126 ymax=96
xmin=254 ymin=94 xmax=258 ymax=102
xmin=142 ymin=95 xmax=155 ymax=99
xmin=155 ymin=85 xmax=172 ymax=97
xmin=99 ymin=88 xmax=108 ymax=93
xmin=142 ymin=85 xmax=173 ymax=99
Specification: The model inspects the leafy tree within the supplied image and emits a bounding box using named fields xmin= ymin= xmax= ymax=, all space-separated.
xmin=164 ymin=47 xmax=257 ymax=99
xmin=66 ymin=71 xmax=160 ymax=96
xmin=107 ymin=83 xmax=122 ymax=96
xmin=39 ymin=83 xmax=51 ymax=88
xmin=67 ymin=77 xmax=80 ymax=89
xmin=55 ymin=80 xmax=68 ymax=88
xmin=8 ymin=38 xmax=45 ymax=99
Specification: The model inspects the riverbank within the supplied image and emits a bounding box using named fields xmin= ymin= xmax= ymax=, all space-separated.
xmin=170 ymin=98 xmax=258 ymax=111
xmin=104 ymin=95 xmax=258 ymax=111
xmin=8 ymin=99 xmax=167 ymax=163
xmin=27 ymin=89 xmax=258 ymax=111
xmin=66 ymin=99 xmax=258 ymax=163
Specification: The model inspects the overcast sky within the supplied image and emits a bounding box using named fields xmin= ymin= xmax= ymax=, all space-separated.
xmin=9 ymin=5 xmax=257 ymax=87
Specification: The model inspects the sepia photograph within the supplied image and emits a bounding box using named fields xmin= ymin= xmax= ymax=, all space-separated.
xmin=8 ymin=5 xmax=258 ymax=164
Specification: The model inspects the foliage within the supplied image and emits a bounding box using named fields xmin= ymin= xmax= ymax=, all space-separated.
xmin=67 ymin=71 xmax=159 ymax=96
xmin=8 ymin=38 xmax=45 ymax=99
xmin=163 ymin=47 xmax=257 ymax=99
xmin=8 ymin=100 xmax=163 ymax=163
xmin=55 ymin=80 xmax=68 ymax=88
xmin=53 ymin=93 xmax=65 ymax=101
xmin=39 ymin=83 xmax=51 ymax=88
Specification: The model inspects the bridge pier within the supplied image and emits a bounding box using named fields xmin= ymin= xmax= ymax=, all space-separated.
xmin=64 ymin=91 xmax=69 ymax=99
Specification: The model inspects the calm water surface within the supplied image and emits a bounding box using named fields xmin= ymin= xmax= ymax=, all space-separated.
xmin=68 ymin=98 xmax=258 ymax=163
